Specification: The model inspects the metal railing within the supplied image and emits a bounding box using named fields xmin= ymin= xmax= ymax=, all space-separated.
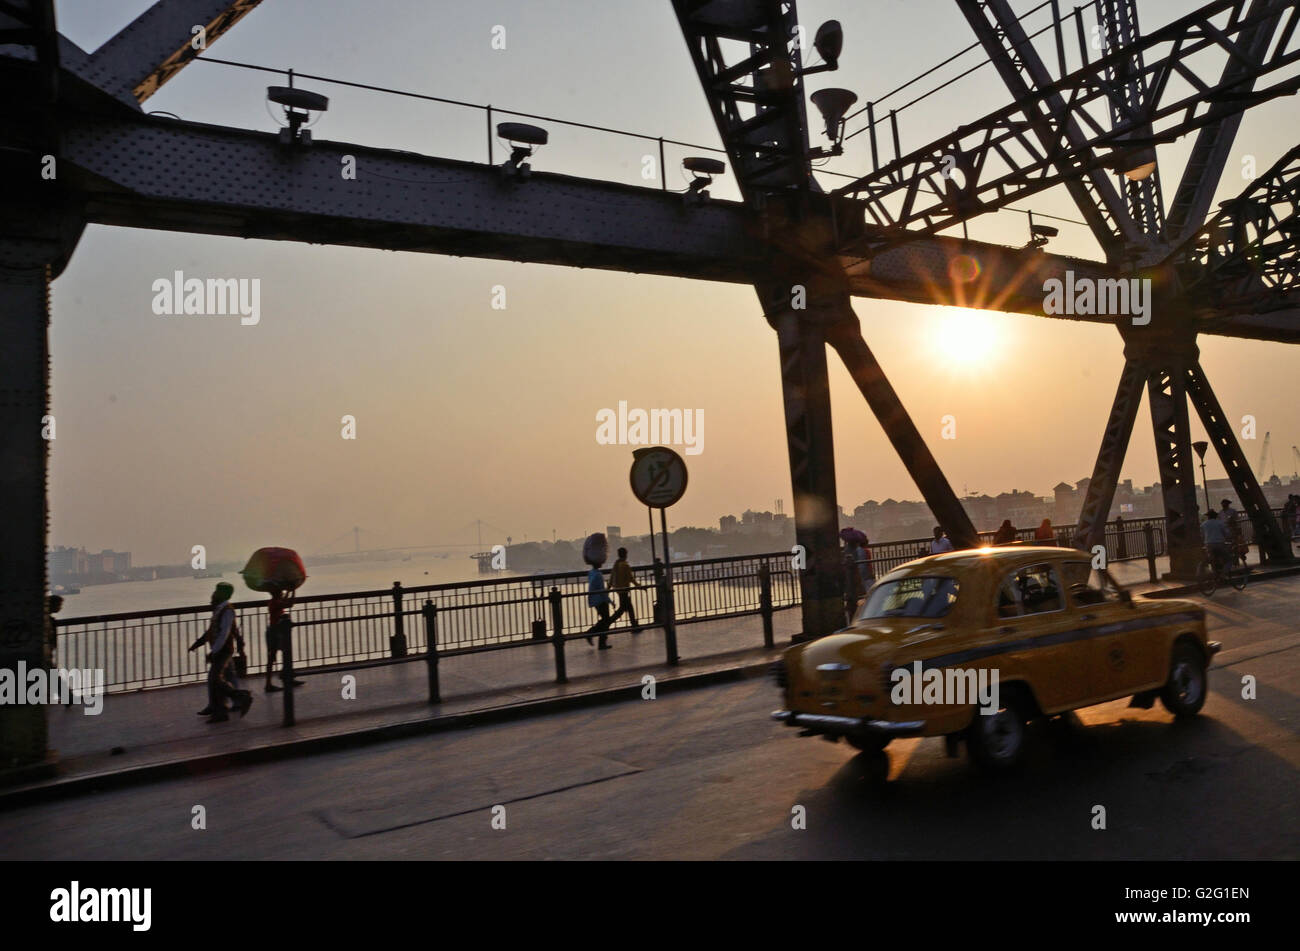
xmin=52 ymin=509 xmax=1291 ymax=697
xmin=55 ymin=552 xmax=800 ymax=694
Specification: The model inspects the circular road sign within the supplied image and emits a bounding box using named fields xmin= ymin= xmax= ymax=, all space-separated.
xmin=630 ymin=447 xmax=688 ymax=508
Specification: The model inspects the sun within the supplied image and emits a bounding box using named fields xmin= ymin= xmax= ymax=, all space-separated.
xmin=932 ymin=307 xmax=1002 ymax=370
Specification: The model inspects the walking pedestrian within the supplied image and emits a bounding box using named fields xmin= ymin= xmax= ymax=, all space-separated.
xmin=858 ymin=533 xmax=875 ymax=588
xmin=1115 ymin=514 xmax=1128 ymax=559
xmin=607 ymin=547 xmax=642 ymax=633
xmin=189 ymin=582 xmax=252 ymax=722
xmin=263 ymin=588 xmax=304 ymax=693
xmin=993 ymin=519 xmax=1017 ymax=545
xmin=930 ymin=526 xmax=955 ymax=554
xmin=1034 ymin=518 xmax=1056 ymax=543
xmin=841 ymin=532 xmax=866 ymax=624
xmin=44 ymin=594 xmax=63 ymax=669
xmin=582 ymin=533 xmax=613 ymax=650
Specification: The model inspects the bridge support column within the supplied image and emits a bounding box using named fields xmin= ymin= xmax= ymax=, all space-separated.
xmin=1076 ymin=358 xmax=1146 ymax=552
xmin=0 ymin=250 xmax=53 ymax=768
xmin=762 ymin=290 xmax=844 ymax=642
xmin=1142 ymin=349 xmax=1204 ymax=578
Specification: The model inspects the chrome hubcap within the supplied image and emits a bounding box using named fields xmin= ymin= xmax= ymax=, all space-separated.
xmin=1172 ymin=660 xmax=1203 ymax=705
xmin=981 ymin=709 xmax=1022 ymax=759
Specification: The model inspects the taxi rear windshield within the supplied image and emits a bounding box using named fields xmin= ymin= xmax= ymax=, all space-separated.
xmin=857 ymin=576 xmax=960 ymax=620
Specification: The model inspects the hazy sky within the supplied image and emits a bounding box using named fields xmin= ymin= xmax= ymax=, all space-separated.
xmin=49 ymin=0 xmax=1300 ymax=564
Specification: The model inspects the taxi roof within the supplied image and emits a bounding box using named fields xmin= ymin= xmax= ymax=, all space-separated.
xmin=880 ymin=545 xmax=1084 ymax=580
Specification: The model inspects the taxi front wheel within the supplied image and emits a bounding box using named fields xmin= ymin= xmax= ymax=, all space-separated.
xmin=967 ymin=692 xmax=1030 ymax=772
xmin=1160 ymin=643 xmax=1208 ymax=718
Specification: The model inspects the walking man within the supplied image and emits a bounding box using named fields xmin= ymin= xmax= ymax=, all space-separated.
xmin=582 ymin=534 xmax=613 ymax=650
xmin=608 ymin=547 xmax=641 ymax=634
xmin=190 ymin=582 xmax=253 ymax=722
xmin=930 ymin=526 xmax=955 ymax=554
xmin=263 ymin=588 xmax=304 ymax=693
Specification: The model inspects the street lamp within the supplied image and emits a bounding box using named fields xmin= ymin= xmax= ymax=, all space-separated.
xmin=1192 ymin=440 xmax=1211 ymax=516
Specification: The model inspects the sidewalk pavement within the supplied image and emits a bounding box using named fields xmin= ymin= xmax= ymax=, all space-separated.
xmin=5 ymin=554 xmax=1297 ymax=806
xmin=0 ymin=609 xmax=800 ymax=806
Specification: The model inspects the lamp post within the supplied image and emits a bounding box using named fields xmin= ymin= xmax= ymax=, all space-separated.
xmin=1192 ymin=441 xmax=1210 ymax=517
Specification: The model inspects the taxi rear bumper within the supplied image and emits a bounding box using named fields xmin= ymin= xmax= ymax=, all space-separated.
xmin=771 ymin=710 xmax=926 ymax=737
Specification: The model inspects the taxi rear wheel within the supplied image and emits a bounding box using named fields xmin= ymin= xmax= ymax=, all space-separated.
xmin=967 ymin=691 xmax=1030 ymax=772
xmin=1160 ymin=643 xmax=1207 ymax=718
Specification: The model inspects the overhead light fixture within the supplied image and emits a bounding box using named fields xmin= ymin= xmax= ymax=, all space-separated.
xmin=1024 ymin=211 xmax=1057 ymax=249
xmin=1116 ymin=143 xmax=1158 ymax=181
xmin=497 ymin=122 xmax=548 ymax=180
xmin=798 ymin=20 xmax=843 ymax=76
xmin=1124 ymin=158 xmax=1158 ymax=181
xmin=809 ymin=87 xmax=857 ymax=155
xmin=683 ymin=156 xmax=726 ymax=204
xmin=1192 ymin=440 xmax=1209 ymax=461
xmin=267 ymin=85 xmax=329 ymax=146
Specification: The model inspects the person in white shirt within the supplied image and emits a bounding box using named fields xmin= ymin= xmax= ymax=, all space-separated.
xmin=930 ymin=526 xmax=954 ymax=555
xmin=1201 ymin=511 xmax=1231 ymax=573
xmin=189 ymin=582 xmax=252 ymax=722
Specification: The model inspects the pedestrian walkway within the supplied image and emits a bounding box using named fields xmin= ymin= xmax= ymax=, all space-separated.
xmin=2 ymin=609 xmax=799 ymax=803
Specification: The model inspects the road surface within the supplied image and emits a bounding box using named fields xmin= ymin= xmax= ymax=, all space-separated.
xmin=3 ymin=577 xmax=1297 ymax=859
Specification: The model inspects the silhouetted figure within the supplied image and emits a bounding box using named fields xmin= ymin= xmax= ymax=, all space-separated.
xmin=582 ymin=533 xmax=613 ymax=650
xmin=190 ymin=582 xmax=252 ymax=722
xmin=1035 ymin=518 xmax=1056 ymax=544
xmin=263 ymin=588 xmax=303 ymax=693
xmin=1115 ymin=515 xmax=1128 ymax=559
xmin=608 ymin=547 xmax=641 ymax=633
xmin=45 ymin=594 xmax=63 ymax=669
xmin=993 ymin=520 xmax=1017 ymax=545
xmin=1202 ymin=510 xmax=1230 ymax=574
xmin=842 ymin=538 xmax=865 ymax=624
xmin=930 ymin=526 xmax=954 ymax=554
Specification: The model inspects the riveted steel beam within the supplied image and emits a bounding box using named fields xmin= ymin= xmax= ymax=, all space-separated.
xmin=1075 ymin=357 xmax=1147 ymax=550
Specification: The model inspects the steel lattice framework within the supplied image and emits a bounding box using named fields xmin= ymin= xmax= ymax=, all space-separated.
xmin=3 ymin=0 xmax=1300 ymax=761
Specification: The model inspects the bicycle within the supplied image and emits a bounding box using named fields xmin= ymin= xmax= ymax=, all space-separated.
xmin=1196 ymin=546 xmax=1249 ymax=596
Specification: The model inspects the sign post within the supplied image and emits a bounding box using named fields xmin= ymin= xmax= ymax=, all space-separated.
xmin=630 ymin=447 xmax=688 ymax=665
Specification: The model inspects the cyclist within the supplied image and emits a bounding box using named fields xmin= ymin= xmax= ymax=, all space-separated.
xmin=1220 ymin=498 xmax=1247 ymax=565
xmin=1201 ymin=510 xmax=1231 ymax=576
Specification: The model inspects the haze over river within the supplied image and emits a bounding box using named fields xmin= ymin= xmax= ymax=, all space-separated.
xmin=60 ymin=555 xmax=512 ymax=618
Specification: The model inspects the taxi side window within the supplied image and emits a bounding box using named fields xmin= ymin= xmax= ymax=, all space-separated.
xmin=1062 ymin=561 xmax=1122 ymax=606
xmin=997 ymin=564 xmax=1063 ymax=618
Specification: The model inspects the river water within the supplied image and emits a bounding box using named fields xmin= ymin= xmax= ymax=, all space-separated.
xmin=59 ymin=555 xmax=510 ymax=619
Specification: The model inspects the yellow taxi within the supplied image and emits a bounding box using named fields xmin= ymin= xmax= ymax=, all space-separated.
xmin=771 ymin=546 xmax=1220 ymax=771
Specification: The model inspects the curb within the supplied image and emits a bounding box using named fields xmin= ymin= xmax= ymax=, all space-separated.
xmin=0 ymin=659 xmax=775 ymax=811
xmin=1137 ymin=563 xmax=1300 ymax=599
